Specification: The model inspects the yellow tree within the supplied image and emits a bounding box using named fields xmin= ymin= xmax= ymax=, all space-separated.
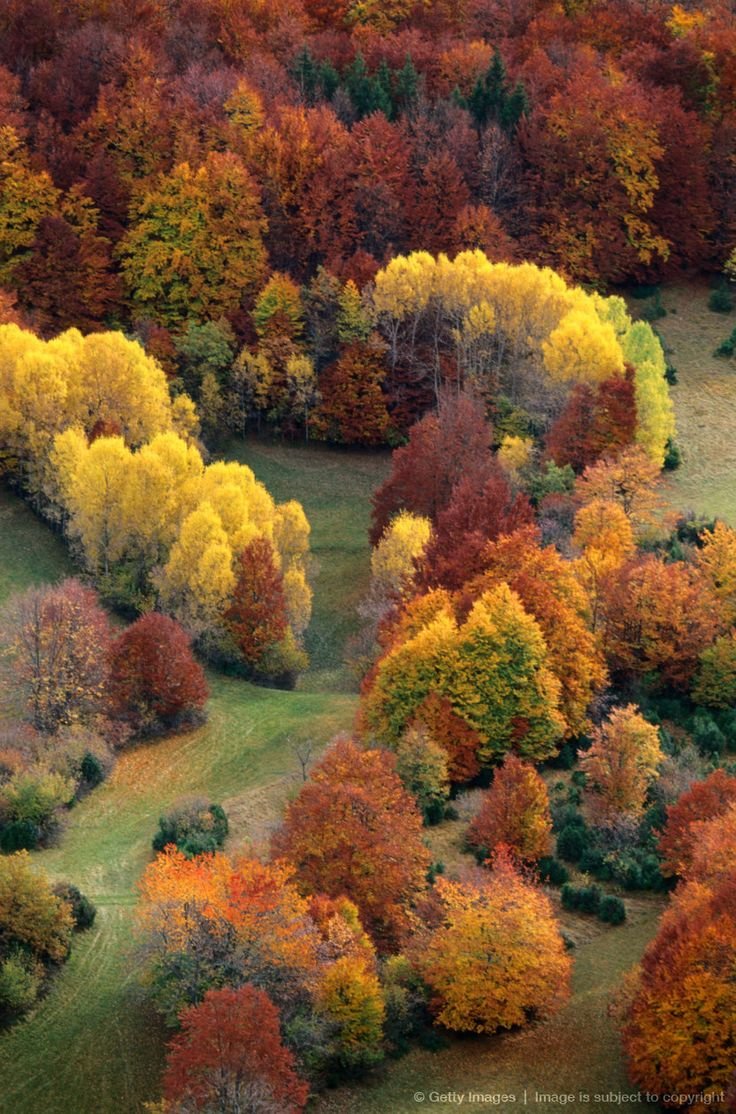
xmin=411 ymin=852 xmax=571 ymax=1033
xmin=580 ymin=705 xmax=664 ymax=822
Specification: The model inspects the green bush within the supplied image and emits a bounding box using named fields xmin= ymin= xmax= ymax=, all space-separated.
xmin=714 ymin=327 xmax=736 ymax=357
xmin=538 ymin=856 xmax=570 ymax=886
xmin=0 ymin=953 xmax=41 ymax=1014
xmin=708 ymin=285 xmax=733 ymax=313
xmin=663 ymin=439 xmax=681 ymax=471
xmin=152 ymin=799 xmax=229 ymax=858
xmin=561 ymin=883 xmax=602 ymax=915
xmin=0 ymin=819 xmax=40 ymax=852
xmin=579 ymin=847 xmax=613 ymax=881
xmin=664 ymin=362 xmax=678 ymax=385
xmin=598 ymin=895 xmax=626 ymax=925
xmin=80 ymin=752 xmax=104 ymax=788
xmin=640 ymin=291 xmax=667 ymax=321
xmin=691 ymin=710 xmax=726 ymax=758
xmin=557 ymin=824 xmax=588 ymax=863
xmin=52 ymin=883 xmax=97 ymax=930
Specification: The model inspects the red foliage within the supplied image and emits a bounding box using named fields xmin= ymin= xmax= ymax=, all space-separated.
xmin=313 ymin=342 xmax=391 ymax=445
xmin=14 ymin=216 xmax=121 ymax=337
xmin=108 ymin=612 xmax=208 ymax=733
xmin=271 ymin=737 xmax=430 ymax=949
xmin=545 ymin=370 xmax=637 ymax=473
xmin=467 ymin=753 xmax=553 ymax=863
xmin=411 ymin=691 xmax=481 ymax=782
xmin=370 ymin=391 xmax=493 ymax=544
xmin=658 ymin=769 xmax=736 ymax=878
xmin=163 ymin=985 xmax=309 ymax=1113
xmin=224 ymin=539 xmax=289 ymax=667
xmin=418 ymin=466 xmax=534 ymax=590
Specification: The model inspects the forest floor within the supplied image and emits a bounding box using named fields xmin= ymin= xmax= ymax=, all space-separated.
xmin=0 ymin=285 xmax=732 ymax=1113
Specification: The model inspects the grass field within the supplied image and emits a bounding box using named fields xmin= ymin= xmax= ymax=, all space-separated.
xmin=653 ymin=282 xmax=736 ymax=524
xmin=224 ymin=437 xmax=389 ymax=691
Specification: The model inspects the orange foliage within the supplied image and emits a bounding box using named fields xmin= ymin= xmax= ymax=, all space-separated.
xmin=466 ymin=754 xmax=553 ymax=863
xmin=658 ymin=769 xmax=736 ymax=878
xmin=271 ymin=738 xmax=430 ymax=950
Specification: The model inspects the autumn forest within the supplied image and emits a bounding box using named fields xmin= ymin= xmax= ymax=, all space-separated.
xmin=0 ymin=0 xmax=735 ymax=1112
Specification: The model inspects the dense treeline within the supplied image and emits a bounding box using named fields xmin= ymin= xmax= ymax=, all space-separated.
xmin=0 ymin=0 xmax=731 ymax=443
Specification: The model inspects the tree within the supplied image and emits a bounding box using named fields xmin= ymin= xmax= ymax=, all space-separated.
xmin=574 ymin=446 xmax=663 ymax=537
xmin=579 ymin=705 xmax=663 ymax=822
xmin=363 ymin=584 xmax=565 ymax=767
xmin=471 ymin=527 xmax=607 ymax=738
xmin=271 ymin=738 xmax=430 ymax=950
xmin=394 ymin=725 xmax=450 ymax=823
xmin=0 ymin=852 xmax=73 ymax=963
xmin=313 ymin=342 xmax=391 ymax=446
xmin=14 ymin=214 xmax=121 ymax=337
xmin=694 ymin=631 xmax=736 ymax=708
xmin=696 ymin=521 xmax=736 ymax=625
xmin=253 ymin=273 xmax=304 ymax=342
xmin=410 ymin=692 xmax=482 ymax=783
xmin=466 ymin=754 xmax=552 ymax=864
xmin=657 ymin=769 xmax=736 ymax=878
xmin=163 ymin=986 xmax=309 ymax=1113
xmin=316 ymin=956 xmax=385 ymax=1075
xmin=370 ymin=391 xmax=492 ymax=544
xmin=108 ymin=613 xmax=208 ymax=735
xmin=6 ymin=579 xmax=112 ymax=733
xmin=417 ymin=465 xmax=533 ymax=590
xmin=545 ymin=372 xmax=636 ymax=473
xmin=600 ymin=556 xmax=719 ymax=689
xmin=0 ymin=126 xmax=59 ymax=286
xmin=369 ymin=511 xmax=431 ymax=606
xmin=224 ymin=539 xmax=289 ymax=670
xmin=411 ymin=851 xmax=571 ymax=1034
xmin=623 ymin=870 xmax=736 ymax=1104
xmin=119 ymin=151 xmax=267 ymax=328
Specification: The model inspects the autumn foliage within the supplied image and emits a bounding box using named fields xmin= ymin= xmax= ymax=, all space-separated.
xmin=271 ymin=738 xmax=430 ymax=949
xmin=411 ymin=850 xmax=571 ymax=1034
xmin=466 ymin=755 xmax=553 ymax=865
xmin=108 ymin=613 xmax=208 ymax=735
xmin=163 ymin=985 xmax=309 ymax=1113
xmin=657 ymin=769 xmax=736 ymax=879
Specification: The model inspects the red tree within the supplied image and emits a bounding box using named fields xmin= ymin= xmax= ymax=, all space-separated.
xmin=108 ymin=612 xmax=208 ymax=734
xmin=14 ymin=215 xmax=121 ymax=337
xmin=370 ymin=391 xmax=493 ymax=544
xmin=224 ymin=539 xmax=288 ymax=668
xmin=271 ymin=737 xmax=430 ymax=950
xmin=467 ymin=754 xmax=553 ymax=864
xmin=163 ymin=985 xmax=309 ymax=1114
xmin=658 ymin=769 xmax=736 ymax=878
xmin=411 ymin=692 xmax=481 ymax=782
xmin=313 ymin=342 xmax=391 ymax=445
xmin=545 ymin=370 xmax=636 ymax=473
xmin=418 ymin=467 xmax=533 ymax=590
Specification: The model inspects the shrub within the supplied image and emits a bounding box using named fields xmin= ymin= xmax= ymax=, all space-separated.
xmin=0 ymin=819 xmax=40 ymax=852
xmin=152 ymin=799 xmax=229 ymax=858
xmin=691 ymin=710 xmax=726 ymax=758
xmin=598 ymin=895 xmax=626 ymax=925
xmin=561 ymin=883 xmax=602 ymax=914
xmin=80 ymin=751 xmax=104 ymax=788
xmin=663 ymin=439 xmax=681 ymax=471
xmin=0 ymin=952 xmax=41 ymax=1014
xmin=640 ymin=291 xmax=666 ymax=321
xmin=714 ymin=327 xmax=736 ymax=357
xmin=708 ymin=285 xmax=733 ymax=314
xmin=579 ymin=847 xmax=612 ymax=881
xmin=52 ymin=883 xmax=97 ymax=930
xmin=664 ymin=362 xmax=678 ymax=385
xmin=557 ymin=824 xmax=588 ymax=863
xmin=538 ymin=857 xmax=570 ymax=886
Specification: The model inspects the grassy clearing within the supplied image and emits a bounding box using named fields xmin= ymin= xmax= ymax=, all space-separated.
xmin=651 ymin=281 xmax=736 ymax=524
xmin=224 ymin=437 xmax=389 ymax=691
xmin=0 ymin=486 xmax=72 ymax=602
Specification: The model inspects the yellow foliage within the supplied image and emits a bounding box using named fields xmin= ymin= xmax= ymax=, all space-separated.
xmin=497 ymin=434 xmax=533 ymax=474
xmin=370 ymin=511 xmax=432 ymax=598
